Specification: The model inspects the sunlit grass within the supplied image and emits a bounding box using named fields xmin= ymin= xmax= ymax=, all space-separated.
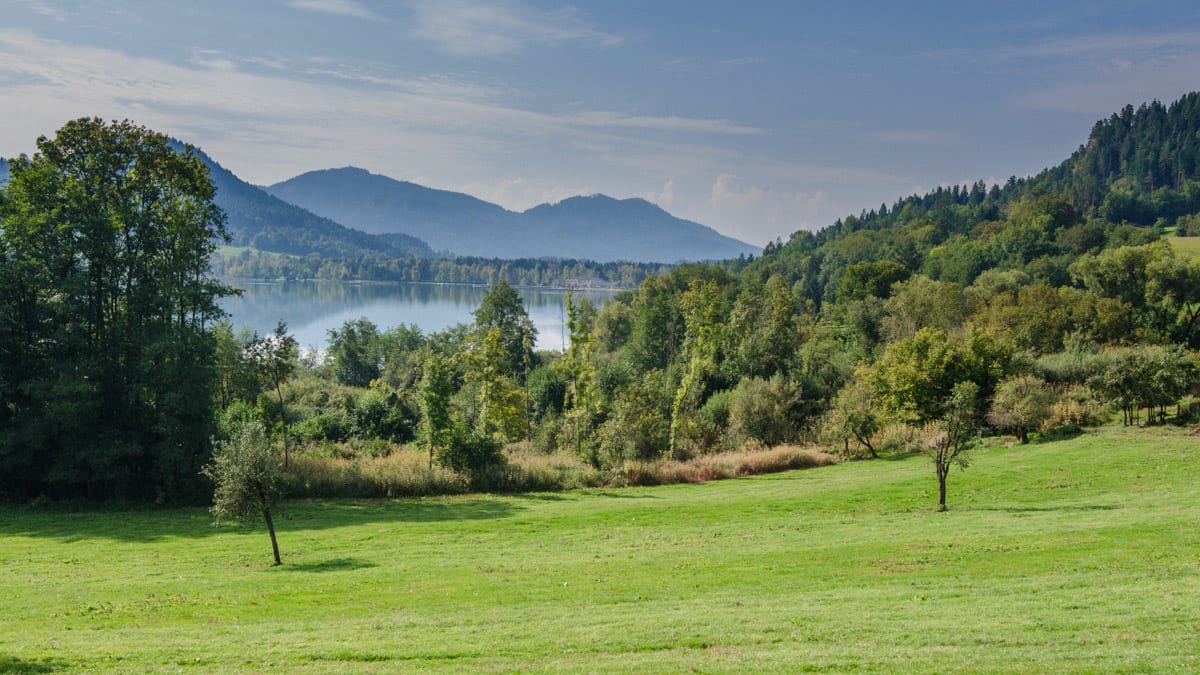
xmin=1166 ymin=234 xmax=1200 ymax=259
xmin=0 ymin=425 xmax=1197 ymax=672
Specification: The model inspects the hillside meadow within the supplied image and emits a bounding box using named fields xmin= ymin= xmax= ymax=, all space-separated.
xmin=1 ymin=425 xmax=1197 ymax=673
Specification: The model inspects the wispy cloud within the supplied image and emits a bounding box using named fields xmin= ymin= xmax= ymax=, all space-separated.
xmin=720 ymin=56 xmax=766 ymax=66
xmin=24 ymin=0 xmax=64 ymax=21
xmin=407 ymin=0 xmax=622 ymax=57
xmin=1004 ymin=30 xmax=1200 ymax=59
xmin=286 ymin=0 xmax=384 ymax=22
xmin=858 ymin=129 xmax=955 ymax=145
xmin=1010 ymin=30 xmax=1200 ymax=115
xmin=0 ymin=30 xmax=754 ymax=174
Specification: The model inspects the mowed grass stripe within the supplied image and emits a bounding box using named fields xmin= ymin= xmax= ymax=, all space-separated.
xmin=1 ymin=426 xmax=1197 ymax=672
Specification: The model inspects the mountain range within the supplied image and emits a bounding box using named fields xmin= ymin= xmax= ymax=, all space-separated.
xmin=266 ymin=167 xmax=759 ymax=262
xmin=3 ymin=148 xmax=758 ymax=264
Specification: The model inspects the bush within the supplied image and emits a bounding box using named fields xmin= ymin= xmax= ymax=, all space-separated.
xmin=727 ymin=375 xmax=804 ymax=447
xmin=291 ymin=409 xmax=353 ymax=443
xmin=987 ymin=375 xmax=1056 ymax=443
xmin=350 ymin=384 xmax=418 ymax=442
xmin=438 ymin=426 xmax=508 ymax=490
xmin=1042 ymin=386 xmax=1107 ymax=429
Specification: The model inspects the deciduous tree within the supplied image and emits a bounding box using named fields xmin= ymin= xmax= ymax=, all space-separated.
xmin=202 ymin=421 xmax=284 ymax=565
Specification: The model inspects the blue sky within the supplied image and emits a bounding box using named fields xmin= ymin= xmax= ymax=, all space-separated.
xmin=2 ymin=1 xmax=1200 ymax=245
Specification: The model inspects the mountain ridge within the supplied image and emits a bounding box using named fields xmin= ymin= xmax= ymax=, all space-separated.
xmin=181 ymin=147 xmax=434 ymax=260
xmin=266 ymin=166 xmax=760 ymax=263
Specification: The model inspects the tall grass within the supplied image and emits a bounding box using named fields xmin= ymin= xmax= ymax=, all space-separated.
xmin=283 ymin=442 xmax=839 ymax=497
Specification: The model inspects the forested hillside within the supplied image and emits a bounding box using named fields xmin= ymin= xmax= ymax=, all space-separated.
xmin=747 ymin=92 xmax=1200 ymax=312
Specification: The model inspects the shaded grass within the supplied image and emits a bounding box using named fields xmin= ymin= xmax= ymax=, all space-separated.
xmin=0 ymin=426 xmax=1197 ymax=672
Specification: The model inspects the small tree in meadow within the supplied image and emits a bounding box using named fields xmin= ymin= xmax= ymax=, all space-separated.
xmin=202 ymin=421 xmax=285 ymax=565
xmin=926 ymin=381 xmax=980 ymax=512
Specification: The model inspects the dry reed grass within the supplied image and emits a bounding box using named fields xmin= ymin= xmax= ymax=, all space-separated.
xmin=283 ymin=441 xmax=839 ymax=498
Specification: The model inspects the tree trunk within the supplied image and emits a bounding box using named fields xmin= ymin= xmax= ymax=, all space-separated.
xmin=936 ymin=470 xmax=948 ymax=512
xmin=262 ymin=504 xmax=281 ymax=566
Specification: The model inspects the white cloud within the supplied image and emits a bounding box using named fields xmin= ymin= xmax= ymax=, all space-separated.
xmin=24 ymin=1 xmax=64 ymax=21
xmin=640 ymin=179 xmax=675 ymax=209
xmin=707 ymin=173 xmax=832 ymax=244
xmin=286 ymin=0 xmax=384 ymax=22
xmin=407 ymin=0 xmax=622 ymax=57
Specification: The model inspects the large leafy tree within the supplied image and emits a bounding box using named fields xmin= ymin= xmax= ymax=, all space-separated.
xmin=0 ymin=118 xmax=232 ymax=501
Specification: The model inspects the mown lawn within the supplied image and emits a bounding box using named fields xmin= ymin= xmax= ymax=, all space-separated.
xmin=1 ymin=426 xmax=1197 ymax=672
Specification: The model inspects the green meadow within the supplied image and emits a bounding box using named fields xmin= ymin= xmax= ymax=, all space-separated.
xmin=1167 ymin=234 xmax=1200 ymax=260
xmin=1 ymin=426 xmax=1197 ymax=673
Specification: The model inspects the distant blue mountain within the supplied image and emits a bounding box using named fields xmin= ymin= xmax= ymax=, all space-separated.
xmin=0 ymin=157 xmax=8 ymax=185
xmin=267 ymin=167 xmax=760 ymax=263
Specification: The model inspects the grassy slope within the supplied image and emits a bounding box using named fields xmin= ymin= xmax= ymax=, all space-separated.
xmin=1 ymin=426 xmax=1197 ymax=673
xmin=1167 ymin=235 xmax=1200 ymax=260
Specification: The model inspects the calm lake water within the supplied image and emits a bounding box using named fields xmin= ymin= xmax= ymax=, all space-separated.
xmin=220 ymin=280 xmax=618 ymax=352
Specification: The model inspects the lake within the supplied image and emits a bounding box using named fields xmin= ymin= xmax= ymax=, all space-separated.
xmin=220 ymin=280 xmax=619 ymax=352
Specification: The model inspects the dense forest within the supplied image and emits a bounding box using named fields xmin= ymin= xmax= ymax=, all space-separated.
xmin=4 ymin=93 xmax=1200 ymax=506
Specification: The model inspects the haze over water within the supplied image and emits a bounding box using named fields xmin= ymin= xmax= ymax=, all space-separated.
xmin=221 ymin=281 xmax=617 ymax=352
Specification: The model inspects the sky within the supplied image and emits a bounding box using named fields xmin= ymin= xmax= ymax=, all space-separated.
xmin=2 ymin=1 xmax=1200 ymax=246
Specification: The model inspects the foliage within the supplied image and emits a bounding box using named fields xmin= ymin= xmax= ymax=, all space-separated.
xmin=327 ymin=318 xmax=383 ymax=387
xmin=726 ymin=375 xmax=805 ymax=448
xmin=418 ymin=352 xmax=454 ymax=469
xmin=0 ymin=118 xmax=233 ymax=502
xmin=1087 ymin=344 xmax=1197 ymax=425
xmin=201 ymin=421 xmax=284 ymax=564
xmin=437 ymin=424 xmax=508 ymax=490
xmin=472 ymin=280 xmax=536 ymax=382
xmin=823 ymin=376 xmax=882 ymax=457
xmin=987 ymin=375 xmax=1056 ymax=443
xmin=925 ymin=381 xmax=980 ymax=511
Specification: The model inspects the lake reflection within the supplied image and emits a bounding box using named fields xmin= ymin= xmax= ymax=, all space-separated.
xmin=220 ymin=280 xmax=617 ymax=352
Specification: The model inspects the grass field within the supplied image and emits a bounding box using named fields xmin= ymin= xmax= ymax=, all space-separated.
xmin=1 ymin=426 xmax=1197 ymax=673
xmin=1167 ymin=234 xmax=1200 ymax=260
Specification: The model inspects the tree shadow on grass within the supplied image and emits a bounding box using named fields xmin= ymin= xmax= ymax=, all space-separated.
xmin=976 ymin=504 xmax=1119 ymax=514
xmin=586 ymin=491 xmax=661 ymax=500
xmin=507 ymin=493 xmax=569 ymax=501
xmin=0 ymin=655 xmax=66 ymax=674
xmin=283 ymin=557 xmax=377 ymax=573
xmin=0 ymin=497 xmax=524 ymax=543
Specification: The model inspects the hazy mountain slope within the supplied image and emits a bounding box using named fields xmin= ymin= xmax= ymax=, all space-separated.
xmin=0 ymin=157 xmax=8 ymax=185
xmin=521 ymin=194 xmax=760 ymax=262
xmin=184 ymin=147 xmax=434 ymax=259
xmin=267 ymin=167 xmax=759 ymax=262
